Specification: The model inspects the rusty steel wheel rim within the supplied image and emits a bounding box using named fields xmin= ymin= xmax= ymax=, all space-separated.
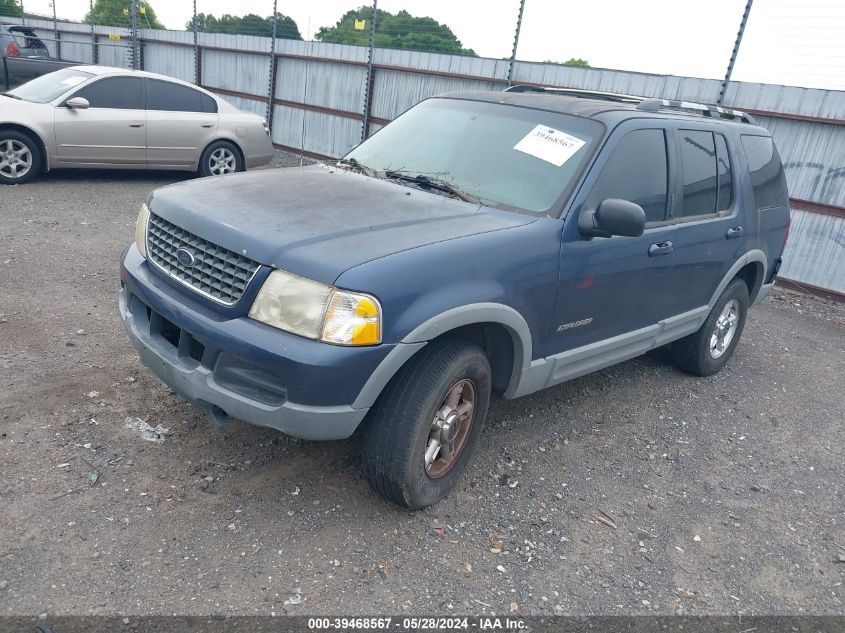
xmin=424 ymin=379 xmax=477 ymax=479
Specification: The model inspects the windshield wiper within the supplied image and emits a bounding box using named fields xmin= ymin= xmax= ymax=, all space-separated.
xmin=384 ymin=171 xmax=479 ymax=203
xmin=336 ymin=157 xmax=379 ymax=177
xmin=1 ymin=93 xmax=22 ymax=100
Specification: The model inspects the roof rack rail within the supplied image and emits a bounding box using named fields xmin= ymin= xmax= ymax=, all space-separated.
xmin=505 ymin=85 xmax=756 ymax=124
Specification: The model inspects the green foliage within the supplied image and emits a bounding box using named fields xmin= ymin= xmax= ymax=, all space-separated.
xmin=186 ymin=13 xmax=301 ymax=40
xmin=316 ymin=7 xmax=475 ymax=56
xmin=0 ymin=0 xmax=23 ymax=18
xmin=84 ymin=0 xmax=164 ymax=30
xmin=544 ymin=58 xmax=590 ymax=67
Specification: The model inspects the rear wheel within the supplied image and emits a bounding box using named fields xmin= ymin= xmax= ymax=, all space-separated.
xmin=361 ymin=339 xmax=491 ymax=509
xmin=671 ymin=278 xmax=749 ymax=376
xmin=198 ymin=140 xmax=243 ymax=177
xmin=0 ymin=131 xmax=41 ymax=185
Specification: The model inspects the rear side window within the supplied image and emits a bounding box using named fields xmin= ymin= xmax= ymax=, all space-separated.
xmin=146 ymin=79 xmax=217 ymax=113
xmin=10 ymin=28 xmax=48 ymax=51
xmin=71 ymin=77 xmax=143 ymax=110
xmin=586 ymin=128 xmax=668 ymax=223
xmin=677 ymin=130 xmax=734 ymax=217
xmin=741 ymin=135 xmax=789 ymax=209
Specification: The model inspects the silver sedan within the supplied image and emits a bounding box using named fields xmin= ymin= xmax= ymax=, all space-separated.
xmin=0 ymin=66 xmax=274 ymax=184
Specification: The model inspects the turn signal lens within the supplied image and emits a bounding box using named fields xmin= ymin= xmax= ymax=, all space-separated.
xmin=135 ymin=203 xmax=150 ymax=258
xmin=321 ymin=291 xmax=382 ymax=346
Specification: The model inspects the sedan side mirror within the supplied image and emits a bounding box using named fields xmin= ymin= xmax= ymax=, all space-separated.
xmin=578 ymin=198 xmax=646 ymax=238
xmin=65 ymin=97 xmax=90 ymax=110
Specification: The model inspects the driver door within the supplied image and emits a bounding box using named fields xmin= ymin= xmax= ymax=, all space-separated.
xmin=547 ymin=124 xmax=683 ymax=357
xmin=54 ymin=76 xmax=146 ymax=166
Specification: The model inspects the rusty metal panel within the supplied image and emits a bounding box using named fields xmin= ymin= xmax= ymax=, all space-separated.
xmin=142 ymin=42 xmax=194 ymax=83
xmin=753 ymin=115 xmax=845 ymax=208
xmin=272 ymin=105 xmax=360 ymax=158
xmin=275 ymin=58 xmax=367 ymax=113
xmin=202 ymin=48 xmax=270 ymax=96
xmin=370 ymin=69 xmax=499 ymax=120
xmin=780 ymin=209 xmax=845 ymax=293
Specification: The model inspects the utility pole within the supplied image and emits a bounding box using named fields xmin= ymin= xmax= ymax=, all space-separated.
xmin=267 ymin=0 xmax=279 ymax=129
xmin=51 ymin=0 xmax=60 ymax=59
xmin=717 ymin=0 xmax=754 ymax=105
xmin=361 ymin=0 xmax=378 ymax=142
xmin=130 ymin=1 xmax=139 ymax=70
xmin=507 ymin=0 xmax=526 ymax=87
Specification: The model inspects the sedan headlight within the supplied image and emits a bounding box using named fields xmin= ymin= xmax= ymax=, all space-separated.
xmin=135 ymin=202 xmax=150 ymax=258
xmin=249 ymin=270 xmax=381 ymax=346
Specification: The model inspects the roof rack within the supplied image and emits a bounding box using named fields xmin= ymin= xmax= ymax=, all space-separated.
xmin=504 ymin=85 xmax=755 ymax=124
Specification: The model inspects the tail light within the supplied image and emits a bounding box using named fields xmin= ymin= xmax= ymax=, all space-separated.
xmin=6 ymin=41 xmax=21 ymax=57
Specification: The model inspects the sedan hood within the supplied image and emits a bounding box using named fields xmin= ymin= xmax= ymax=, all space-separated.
xmin=147 ymin=166 xmax=535 ymax=284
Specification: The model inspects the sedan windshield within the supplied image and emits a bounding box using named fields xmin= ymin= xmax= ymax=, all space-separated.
xmin=344 ymin=98 xmax=602 ymax=213
xmin=6 ymin=68 xmax=94 ymax=104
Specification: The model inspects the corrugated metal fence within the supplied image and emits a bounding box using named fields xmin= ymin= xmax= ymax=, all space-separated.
xmin=6 ymin=18 xmax=844 ymax=299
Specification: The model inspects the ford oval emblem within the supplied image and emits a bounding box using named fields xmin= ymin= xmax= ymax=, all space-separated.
xmin=175 ymin=248 xmax=196 ymax=268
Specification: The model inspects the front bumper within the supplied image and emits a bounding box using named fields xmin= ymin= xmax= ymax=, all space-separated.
xmin=119 ymin=245 xmax=393 ymax=440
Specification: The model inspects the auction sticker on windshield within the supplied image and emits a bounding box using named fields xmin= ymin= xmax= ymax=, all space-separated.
xmin=514 ymin=125 xmax=585 ymax=167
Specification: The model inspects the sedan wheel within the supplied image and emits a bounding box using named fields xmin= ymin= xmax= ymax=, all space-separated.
xmin=208 ymin=147 xmax=237 ymax=176
xmin=0 ymin=138 xmax=33 ymax=181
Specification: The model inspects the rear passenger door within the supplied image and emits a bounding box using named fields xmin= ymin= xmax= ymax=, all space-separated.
xmin=665 ymin=126 xmax=743 ymax=314
xmin=145 ymin=79 xmax=218 ymax=167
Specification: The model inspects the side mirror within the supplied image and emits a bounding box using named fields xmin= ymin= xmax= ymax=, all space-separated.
xmin=578 ymin=198 xmax=646 ymax=238
xmin=65 ymin=97 xmax=90 ymax=110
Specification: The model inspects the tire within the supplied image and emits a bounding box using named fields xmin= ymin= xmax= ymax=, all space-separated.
xmin=671 ymin=278 xmax=749 ymax=376
xmin=361 ymin=339 xmax=491 ymax=509
xmin=198 ymin=140 xmax=243 ymax=177
xmin=0 ymin=130 xmax=41 ymax=185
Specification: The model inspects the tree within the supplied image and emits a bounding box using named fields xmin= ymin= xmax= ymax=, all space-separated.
xmin=0 ymin=0 xmax=23 ymax=18
xmin=544 ymin=58 xmax=590 ymax=67
xmin=316 ymin=7 xmax=475 ymax=56
xmin=186 ymin=12 xmax=301 ymax=40
xmin=84 ymin=0 xmax=164 ymax=30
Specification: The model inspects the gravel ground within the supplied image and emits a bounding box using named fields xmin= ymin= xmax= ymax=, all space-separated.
xmin=0 ymin=161 xmax=843 ymax=618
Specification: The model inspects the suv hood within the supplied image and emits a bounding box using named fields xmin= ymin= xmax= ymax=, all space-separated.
xmin=147 ymin=165 xmax=535 ymax=284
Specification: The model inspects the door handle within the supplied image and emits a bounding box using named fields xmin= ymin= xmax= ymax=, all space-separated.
xmin=726 ymin=226 xmax=744 ymax=239
xmin=129 ymin=123 xmax=144 ymax=128
xmin=648 ymin=241 xmax=674 ymax=257
xmin=201 ymin=123 xmax=214 ymax=128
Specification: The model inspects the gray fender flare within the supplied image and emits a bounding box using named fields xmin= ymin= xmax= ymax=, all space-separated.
xmin=709 ymin=249 xmax=768 ymax=307
xmin=351 ymin=303 xmax=533 ymax=410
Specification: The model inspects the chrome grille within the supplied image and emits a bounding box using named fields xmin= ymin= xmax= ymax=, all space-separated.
xmin=146 ymin=214 xmax=260 ymax=306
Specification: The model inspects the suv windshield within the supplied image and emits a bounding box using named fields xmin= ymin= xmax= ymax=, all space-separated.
xmin=6 ymin=68 xmax=94 ymax=103
xmin=344 ymin=98 xmax=602 ymax=213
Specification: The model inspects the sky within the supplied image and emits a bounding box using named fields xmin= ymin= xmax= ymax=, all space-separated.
xmin=17 ymin=0 xmax=845 ymax=90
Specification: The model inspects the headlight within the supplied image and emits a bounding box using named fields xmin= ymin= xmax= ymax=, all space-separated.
xmin=135 ymin=203 xmax=150 ymax=258
xmin=249 ymin=270 xmax=381 ymax=346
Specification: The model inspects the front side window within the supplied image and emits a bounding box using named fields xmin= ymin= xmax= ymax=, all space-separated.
xmin=344 ymin=98 xmax=602 ymax=214
xmin=741 ymin=135 xmax=789 ymax=209
xmin=146 ymin=79 xmax=217 ymax=113
xmin=585 ymin=128 xmax=668 ymax=223
xmin=70 ymin=77 xmax=143 ymax=110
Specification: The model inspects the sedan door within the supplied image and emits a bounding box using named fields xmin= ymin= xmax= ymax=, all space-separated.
xmin=144 ymin=78 xmax=219 ymax=168
xmin=53 ymin=76 xmax=146 ymax=166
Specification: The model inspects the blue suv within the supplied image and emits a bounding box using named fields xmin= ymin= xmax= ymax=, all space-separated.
xmin=119 ymin=87 xmax=790 ymax=508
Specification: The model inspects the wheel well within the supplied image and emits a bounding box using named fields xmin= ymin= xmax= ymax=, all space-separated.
xmin=0 ymin=124 xmax=48 ymax=171
xmin=202 ymin=138 xmax=245 ymax=166
xmin=735 ymin=261 xmax=764 ymax=298
xmin=431 ymin=323 xmax=516 ymax=395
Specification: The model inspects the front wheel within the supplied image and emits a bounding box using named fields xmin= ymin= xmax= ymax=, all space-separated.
xmin=671 ymin=278 xmax=749 ymax=376
xmin=198 ymin=140 xmax=243 ymax=177
xmin=0 ymin=131 xmax=41 ymax=185
xmin=361 ymin=339 xmax=491 ymax=509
